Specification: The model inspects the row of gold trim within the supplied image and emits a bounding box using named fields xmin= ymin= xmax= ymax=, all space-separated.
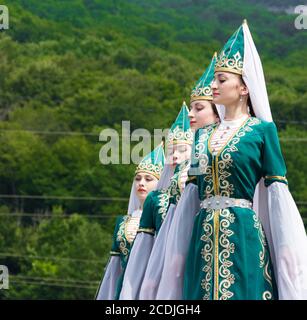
xmin=137 ymin=228 xmax=155 ymax=235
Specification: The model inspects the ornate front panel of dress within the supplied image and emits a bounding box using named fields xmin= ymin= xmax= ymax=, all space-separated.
xmin=157 ymin=160 xmax=190 ymax=222
xmin=194 ymin=117 xmax=262 ymax=200
xmin=116 ymin=216 xmax=137 ymax=265
xmin=184 ymin=118 xmax=278 ymax=300
xmin=197 ymin=207 xmax=276 ymax=300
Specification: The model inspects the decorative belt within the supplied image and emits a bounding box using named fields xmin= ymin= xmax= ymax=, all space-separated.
xmin=200 ymin=196 xmax=253 ymax=210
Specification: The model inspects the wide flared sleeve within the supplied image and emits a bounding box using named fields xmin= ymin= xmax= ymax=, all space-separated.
xmin=119 ymin=194 xmax=155 ymax=299
xmin=119 ymin=232 xmax=154 ymax=299
xmin=138 ymin=204 xmax=176 ymax=300
xmin=262 ymin=122 xmax=287 ymax=186
xmin=96 ymin=217 xmax=122 ymax=300
xmin=137 ymin=191 xmax=156 ymax=235
xmin=156 ymin=182 xmax=200 ymax=299
xmin=96 ymin=256 xmax=122 ymax=300
xmin=259 ymin=122 xmax=307 ymax=299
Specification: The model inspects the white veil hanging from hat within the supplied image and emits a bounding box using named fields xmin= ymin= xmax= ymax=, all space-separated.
xmin=242 ymin=21 xmax=307 ymax=299
xmin=127 ymin=180 xmax=142 ymax=216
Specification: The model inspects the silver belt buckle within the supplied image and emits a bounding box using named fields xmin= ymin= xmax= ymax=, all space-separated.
xmin=201 ymin=196 xmax=252 ymax=210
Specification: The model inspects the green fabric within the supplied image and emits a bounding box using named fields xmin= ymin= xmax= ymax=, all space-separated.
xmin=139 ymin=160 xmax=189 ymax=235
xmin=215 ymin=23 xmax=244 ymax=74
xmin=109 ymin=215 xmax=135 ymax=300
xmin=183 ymin=117 xmax=287 ymax=300
xmin=135 ymin=142 xmax=165 ymax=178
xmin=190 ymin=52 xmax=216 ymax=101
xmin=167 ymin=102 xmax=193 ymax=145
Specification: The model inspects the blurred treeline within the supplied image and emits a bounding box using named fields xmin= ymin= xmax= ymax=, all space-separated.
xmin=0 ymin=0 xmax=306 ymax=299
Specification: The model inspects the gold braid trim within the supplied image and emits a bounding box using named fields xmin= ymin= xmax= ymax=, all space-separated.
xmin=265 ymin=175 xmax=288 ymax=182
xmin=110 ymin=251 xmax=120 ymax=256
xmin=137 ymin=228 xmax=155 ymax=235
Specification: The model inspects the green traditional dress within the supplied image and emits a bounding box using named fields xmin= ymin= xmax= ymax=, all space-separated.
xmin=138 ymin=160 xmax=189 ymax=237
xmin=110 ymin=213 xmax=141 ymax=299
xmin=119 ymin=102 xmax=193 ymax=300
xmin=183 ymin=117 xmax=287 ymax=300
xmin=96 ymin=143 xmax=164 ymax=300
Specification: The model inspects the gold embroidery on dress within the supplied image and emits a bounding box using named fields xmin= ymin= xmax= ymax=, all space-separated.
xmin=157 ymin=161 xmax=188 ymax=221
xmin=265 ymin=175 xmax=287 ymax=182
xmin=201 ymin=208 xmax=235 ymax=300
xmin=124 ymin=216 xmax=140 ymax=244
xmin=219 ymin=209 xmax=235 ymax=300
xmin=201 ymin=209 xmax=214 ymax=300
xmin=199 ymin=118 xmax=268 ymax=300
xmin=194 ymin=125 xmax=216 ymax=197
xmin=253 ymin=214 xmax=274 ymax=299
xmin=117 ymin=216 xmax=130 ymax=258
xmin=213 ymin=209 xmax=220 ymax=300
xmin=110 ymin=251 xmax=120 ymax=256
xmin=137 ymin=227 xmax=155 ymax=235
xmin=217 ymin=118 xmax=260 ymax=197
xmin=157 ymin=192 xmax=170 ymax=221
xmin=263 ymin=291 xmax=273 ymax=300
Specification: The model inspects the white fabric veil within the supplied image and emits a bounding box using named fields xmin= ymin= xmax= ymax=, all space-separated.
xmin=243 ymin=21 xmax=307 ymax=299
xmin=127 ymin=180 xmax=142 ymax=216
xmin=156 ymin=164 xmax=176 ymax=190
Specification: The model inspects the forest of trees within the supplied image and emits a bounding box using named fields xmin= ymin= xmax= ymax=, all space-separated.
xmin=0 ymin=0 xmax=306 ymax=299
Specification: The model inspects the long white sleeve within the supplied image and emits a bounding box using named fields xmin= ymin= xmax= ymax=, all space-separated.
xmin=156 ymin=183 xmax=200 ymax=299
xmin=119 ymin=232 xmax=154 ymax=299
xmin=96 ymin=256 xmax=122 ymax=300
xmin=139 ymin=204 xmax=176 ymax=299
xmin=265 ymin=182 xmax=307 ymax=299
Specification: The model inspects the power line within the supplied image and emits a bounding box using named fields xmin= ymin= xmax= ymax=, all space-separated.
xmin=280 ymin=138 xmax=307 ymax=142
xmin=11 ymin=274 xmax=100 ymax=285
xmin=0 ymin=213 xmax=117 ymax=218
xmin=0 ymin=195 xmax=306 ymax=203
xmin=8 ymin=279 xmax=98 ymax=290
xmin=0 ymin=129 xmax=99 ymax=137
xmin=0 ymin=121 xmax=306 ymax=138
xmin=275 ymin=120 xmax=307 ymax=125
xmin=0 ymin=194 xmax=129 ymax=201
xmin=0 ymin=252 xmax=105 ymax=264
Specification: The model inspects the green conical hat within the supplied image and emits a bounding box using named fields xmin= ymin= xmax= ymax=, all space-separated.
xmin=215 ymin=20 xmax=246 ymax=75
xmin=166 ymin=101 xmax=193 ymax=146
xmin=190 ymin=52 xmax=217 ymax=102
xmin=135 ymin=142 xmax=165 ymax=179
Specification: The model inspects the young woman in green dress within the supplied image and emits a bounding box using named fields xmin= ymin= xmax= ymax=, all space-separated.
xmin=160 ymin=20 xmax=307 ymax=300
xmin=120 ymin=54 xmax=221 ymax=300
xmin=95 ymin=143 xmax=164 ymax=300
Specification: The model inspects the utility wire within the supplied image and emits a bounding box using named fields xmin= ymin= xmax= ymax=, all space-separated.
xmin=8 ymin=279 xmax=98 ymax=290
xmin=0 ymin=194 xmax=129 ymax=201
xmin=11 ymin=274 xmax=100 ymax=285
xmin=0 ymin=213 xmax=116 ymax=218
xmin=0 ymin=252 xmax=105 ymax=264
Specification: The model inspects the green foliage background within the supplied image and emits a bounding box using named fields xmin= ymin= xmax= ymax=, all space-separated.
xmin=0 ymin=0 xmax=306 ymax=299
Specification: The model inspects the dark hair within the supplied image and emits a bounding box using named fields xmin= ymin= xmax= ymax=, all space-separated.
xmin=210 ymin=102 xmax=220 ymax=119
xmin=241 ymin=77 xmax=255 ymax=117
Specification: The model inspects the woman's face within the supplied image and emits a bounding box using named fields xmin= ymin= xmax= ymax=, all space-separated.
xmin=134 ymin=172 xmax=158 ymax=201
xmin=188 ymin=100 xmax=219 ymax=130
xmin=167 ymin=143 xmax=192 ymax=166
xmin=211 ymin=72 xmax=248 ymax=106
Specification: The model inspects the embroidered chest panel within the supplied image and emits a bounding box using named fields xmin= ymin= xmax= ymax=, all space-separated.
xmin=116 ymin=216 xmax=140 ymax=259
xmin=194 ymin=118 xmax=261 ymax=198
xmin=157 ymin=161 xmax=189 ymax=221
